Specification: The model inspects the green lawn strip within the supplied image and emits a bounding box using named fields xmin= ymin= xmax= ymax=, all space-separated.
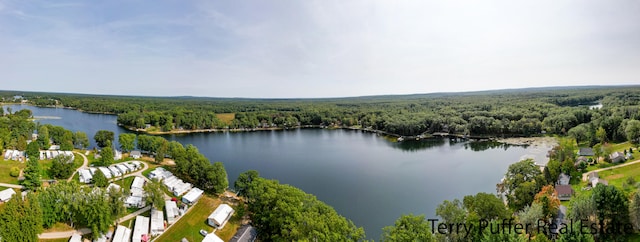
xmin=39 ymin=159 xmax=53 ymax=180
xmin=611 ymin=142 xmax=634 ymax=153
xmin=0 ymin=158 xmax=25 ymax=184
xmin=39 ymin=238 xmax=71 ymax=242
xmin=154 ymin=196 xmax=222 ymax=242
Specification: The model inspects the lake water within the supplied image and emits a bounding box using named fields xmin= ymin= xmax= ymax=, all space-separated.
xmin=3 ymin=104 xmax=551 ymax=239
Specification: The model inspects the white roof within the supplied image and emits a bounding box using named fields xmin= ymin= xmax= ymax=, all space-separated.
xmin=107 ymin=183 xmax=122 ymax=192
xmin=182 ymin=188 xmax=204 ymax=203
xmin=131 ymin=215 xmax=150 ymax=242
xmin=202 ymin=233 xmax=224 ymax=242
xmin=131 ymin=177 xmax=145 ymax=190
xmin=165 ymin=200 xmax=179 ymax=222
xmin=98 ymin=167 xmax=112 ymax=179
xmin=150 ymin=208 xmax=164 ymax=235
xmin=126 ymin=196 xmax=144 ymax=207
xmin=112 ymin=225 xmax=132 ymax=242
xmin=0 ymin=188 xmax=17 ymax=202
xmin=69 ymin=233 xmax=82 ymax=242
xmin=208 ymin=204 xmax=234 ymax=225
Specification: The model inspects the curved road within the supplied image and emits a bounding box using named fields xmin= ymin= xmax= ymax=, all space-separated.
xmin=68 ymin=152 xmax=89 ymax=182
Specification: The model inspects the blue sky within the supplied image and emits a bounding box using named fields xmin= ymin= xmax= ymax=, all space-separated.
xmin=1 ymin=0 xmax=639 ymax=98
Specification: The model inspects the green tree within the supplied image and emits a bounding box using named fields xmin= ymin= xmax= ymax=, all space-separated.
xmin=22 ymin=156 xmax=41 ymax=190
xmin=9 ymin=166 xmax=20 ymax=177
xmin=26 ymin=140 xmax=40 ymax=159
xmin=154 ymin=139 xmax=168 ymax=164
xmin=556 ymin=223 xmax=595 ymax=242
xmin=568 ymin=124 xmax=589 ymax=144
xmin=517 ymin=203 xmax=545 ymax=234
xmin=625 ymin=119 xmax=640 ymax=144
xmin=463 ymin=192 xmax=510 ymax=221
xmin=49 ymin=155 xmax=75 ymax=179
xmin=100 ymin=145 xmax=114 ymax=166
xmin=630 ymin=191 xmax=640 ymax=231
xmin=504 ymin=159 xmax=542 ymax=211
xmin=94 ymin=130 xmax=114 ymax=148
xmin=118 ymin=133 xmax=136 ymax=152
xmin=596 ymin=127 xmax=607 ymax=144
xmin=107 ymin=185 xmax=126 ymax=221
xmin=0 ymin=192 xmax=43 ymax=242
xmin=144 ymin=180 xmax=165 ymax=209
xmin=435 ymin=199 xmax=466 ymax=241
xmin=211 ymin=162 xmax=229 ymax=194
xmin=567 ymin=193 xmax=597 ymax=229
xmin=60 ymin=130 xmax=74 ymax=151
xmin=92 ymin=169 xmax=108 ymax=188
xmin=73 ymin=131 xmax=90 ymax=150
xmin=592 ymin=184 xmax=630 ymax=240
xmin=235 ymin=170 xmax=260 ymax=196
xmin=381 ymin=214 xmax=434 ymax=242
xmin=480 ymin=220 xmax=527 ymax=242
xmin=36 ymin=125 xmax=50 ymax=150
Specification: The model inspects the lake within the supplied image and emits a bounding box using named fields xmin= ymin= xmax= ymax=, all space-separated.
xmin=3 ymin=104 xmax=552 ymax=239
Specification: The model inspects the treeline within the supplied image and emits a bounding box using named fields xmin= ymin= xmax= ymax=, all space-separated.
xmin=3 ymin=86 xmax=640 ymax=137
xmin=0 ymin=181 xmax=125 ymax=241
xmin=234 ymin=170 xmax=366 ymax=241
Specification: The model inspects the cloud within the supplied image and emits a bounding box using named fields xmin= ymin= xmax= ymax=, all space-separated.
xmin=1 ymin=0 xmax=639 ymax=98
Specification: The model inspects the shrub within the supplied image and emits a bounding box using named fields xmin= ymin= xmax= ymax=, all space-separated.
xmin=9 ymin=167 xmax=20 ymax=177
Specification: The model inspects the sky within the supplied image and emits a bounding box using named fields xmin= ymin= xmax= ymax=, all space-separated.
xmin=1 ymin=0 xmax=639 ymax=98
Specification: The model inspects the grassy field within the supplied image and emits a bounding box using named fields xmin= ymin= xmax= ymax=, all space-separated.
xmin=216 ymin=113 xmax=236 ymax=125
xmin=42 ymin=222 xmax=74 ymax=233
xmin=155 ymin=195 xmax=240 ymax=242
xmin=39 ymin=238 xmax=70 ymax=242
xmin=0 ymin=157 xmax=26 ymax=184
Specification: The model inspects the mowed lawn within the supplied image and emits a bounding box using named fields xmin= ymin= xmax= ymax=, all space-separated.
xmin=0 ymin=157 xmax=26 ymax=184
xmin=598 ymin=161 xmax=640 ymax=191
xmin=155 ymin=195 xmax=240 ymax=242
xmin=216 ymin=113 xmax=235 ymax=125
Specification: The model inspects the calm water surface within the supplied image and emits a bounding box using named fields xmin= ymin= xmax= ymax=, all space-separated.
xmin=4 ymin=104 xmax=551 ymax=239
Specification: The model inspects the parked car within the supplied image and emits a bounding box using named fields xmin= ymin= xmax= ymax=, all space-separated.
xmin=199 ymin=229 xmax=208 ymax=236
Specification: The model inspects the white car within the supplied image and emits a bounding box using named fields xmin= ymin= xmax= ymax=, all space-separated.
xmin=199 ymin=229 xmax=208 ymax=237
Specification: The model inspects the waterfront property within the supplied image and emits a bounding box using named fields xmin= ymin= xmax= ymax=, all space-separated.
xmin=207 ymin=204 xmax=234 ymax=229
xmin=131 ymin=150 xmax=142 ymax=159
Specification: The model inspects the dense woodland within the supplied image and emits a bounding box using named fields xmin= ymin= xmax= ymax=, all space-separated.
xmin=2 ymin=86 xmax=640 ymax=139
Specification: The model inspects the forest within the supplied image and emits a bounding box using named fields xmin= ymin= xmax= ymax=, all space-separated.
xmin=2 ymin=86 xmax=640 ymax=139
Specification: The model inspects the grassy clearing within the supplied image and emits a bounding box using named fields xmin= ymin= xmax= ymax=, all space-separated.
xmin=611 ymin=142 xmax=635 ymax=153
xmin=216 ymin=113 xmax=236 ymax=124
xmin=39 ymin=238 xmax=70 ymax=242
xmin=42 ymin=222 xmax=74 ymax=233
xmin=155 ymin=195 xmax=239 ymax=242
xmin=597 ymin=161 xmax=640 ymax=193
xmin=0 ymin=157 xmax=26 ymax=184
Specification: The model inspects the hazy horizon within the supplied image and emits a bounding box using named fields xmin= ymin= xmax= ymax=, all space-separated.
xmin=2 ymin=1 xmax=639 ymax=98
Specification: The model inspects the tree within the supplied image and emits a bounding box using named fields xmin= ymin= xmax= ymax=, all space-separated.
xmin=60 ymin=130 xmax=74 ymax=151
xmin=463 ymin=192 xmax=509 ymax=221
xmin=567 ymin=193 xmax=596 ymax=229
xmin=92 ymin=169 xmax=108 ymax=188
xmin=211 ymin=162 xmax=229 ymax=194
xmin=625 ymin=119 xmax=640 ymax=144
xmin=100 ymin=145 xmax=114 ymax=166
xmin=235 ymin=170 xmax=260 ymax=196
xmin=0 ymin=192 xmax=43 ymax=242
xmin=556 ymin=223 xmax=595 ymax=242
xmin=22 ymin=156 xmax=41 ymax=190
xmin=154 ymin=139 xmax=168 ymax=164
xmin=94 ymin=130 xmax=114 ymax=148
xmin=144 ymin=180 xmax=165 ymax=209
xmin=107 ymin=186 xmax=126 ymax=221
xmin=49 ymin=155 xmax=75 ymax=179
xmin=533 ymin=185 xmax=560 ymax=219
xmin=26 ymin=140 xmax=40 ymax=159
xmin=568 ymin=124 xmax=588 ymax=144
xmin=592 ymin=184 xmax=630 ymax=240
xmin=517 ymin=203 xmax=545 ymax=234
xmin=630 ymin=191 xmax=640 ymax=231
xmin=118 ymin=133 xmax=136 ymax=152
xmin=73 ymin=131 xmax=90 ymax=150
xmin=435 ymin=199 xmax=467 ymax=241
xmin=9 ymin=166 xmax=20 ymax=177
xmin=504 ymin=159 xmax=543 ymax=211
xmin=596 ymin=127 xmax=607 ymax=144
xmin=381 ymin=214 xmax=434 ymax=242
xmin=36 ymin=125 xmax=50 ymax=150
xmin=480 ymin=220 xmax=527 ymax=242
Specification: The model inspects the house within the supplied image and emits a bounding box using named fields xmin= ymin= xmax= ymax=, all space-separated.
xmin=557 ymin=173 xmax=570 ymax=185
xmin=555 ymin=185 xmax=574 ymax=201
xmin=578 ymin=148 xmax=595 ymax=157
xmin=165 ymin=200 xmax=180 ymax=225
xmin=610 ymin=152 xmax=625 ymax=163
xmin=116 ymin=164 xmax=130 ymax=174
xmin=131 ymin=177 xmax=145 ymax=195
xmin=107 ymin=183 xmax=122 ymax=192
xmin=202 ymin=233 xmax=224 ymax=242
xmin=182 ymin=188 xmax=204 ymax=205
xmin=132 ymin=216 xmax=150 ymax=242
xmin=584 ymin=172 xmax=599 ymax=182
xmin=207 ymin=204 xmax=234 ymax=229
xmin=0 ymin=188 xmax=17 ymax=202
xmin=112 ymin=225 xmax=132 ymax=242
xmin=131 ymin=161 xmax=142 ymax=170
xmin=230 ymin=225 xmax=258 ymax=242
xmin=575 ymin=156 xmax=589 ymax=166
xmin=130 ymin=150 xmax=142 ymax=159
xmin=150 ymin=208 xmax=164 ymax=235
xmin=69 ymin=233 xmax=82 ymax=242
xmin=125 ymin=196 xmax=145 ymax=208
xmin=108 ymin=166 xmax=122 ymax=177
